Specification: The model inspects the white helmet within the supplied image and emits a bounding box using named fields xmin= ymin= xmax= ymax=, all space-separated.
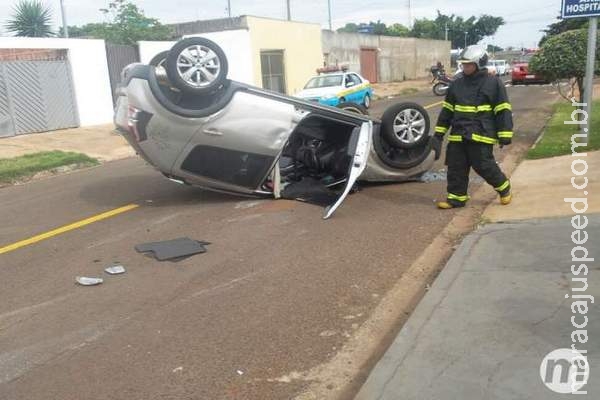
xmin=458 ymin=45 xmax=489 ymax=69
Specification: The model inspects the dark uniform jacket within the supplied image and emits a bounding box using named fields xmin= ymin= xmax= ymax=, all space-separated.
xmin=435 ymin=69 xmax=513 ymax=145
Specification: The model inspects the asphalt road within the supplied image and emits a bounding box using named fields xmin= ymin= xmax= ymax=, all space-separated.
xmin=0 ymin=84 xmax=559 ymax=400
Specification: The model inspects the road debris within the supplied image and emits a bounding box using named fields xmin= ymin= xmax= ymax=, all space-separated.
xmin=135 ymin=237 xmax=210 ymax=261
xmin=236 ymin=370 xmax=244 ymax=376
xmin=76 ymin=276 xmax=104 ymax=286
xmin=172 ymin=366 xmax=183 ymax=373
xmin=105 ymin=263 xmax=126 ymax=275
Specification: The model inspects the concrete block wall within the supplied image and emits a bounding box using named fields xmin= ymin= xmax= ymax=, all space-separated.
xmin=322 ymin=31 xmax=451 ymax=82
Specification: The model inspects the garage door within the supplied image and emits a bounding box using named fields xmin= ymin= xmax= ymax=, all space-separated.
xmin=0 ymin=56 xmax=79 ymax=137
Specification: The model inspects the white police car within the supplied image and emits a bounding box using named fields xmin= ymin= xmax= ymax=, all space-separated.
xmin=295 ymin=67 xmax=374 ymax=108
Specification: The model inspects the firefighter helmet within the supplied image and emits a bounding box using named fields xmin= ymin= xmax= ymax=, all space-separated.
xmin=458 ymin=45 xmax=489 ymax=69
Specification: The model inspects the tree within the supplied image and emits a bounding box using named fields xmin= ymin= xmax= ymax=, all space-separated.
xmin=411 ymin=11 xmax=504 ymax=48
xmin=370 ymin=20 xmax=388 ymax=35
xmin=539 ymin=17 xmax=587 ymax=46
xmin=411 ymin=18 xmax=441 ymax=40
xmin=529 ymin=29 xmax=598 ymax=103
xmin=335 ymin=11 xmax=504 ymax=44
xmin=337 ymin=23 xmax=359 ymax=33
xmin=59 ymin=23 xmax=108 ymax=38
xmin=387 ymin=23 xmax=410 ymax=37
xmin=487 ymin=44 xmax=504 ymax=53
xmin=5 ymin=0 xmax=54 ymax=37
xmin=63 ymin=0 xmax=172 ymax=45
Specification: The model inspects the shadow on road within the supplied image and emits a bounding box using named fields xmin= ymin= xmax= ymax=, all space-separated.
xmin=78 ymin=172 xmax=245 ymax=208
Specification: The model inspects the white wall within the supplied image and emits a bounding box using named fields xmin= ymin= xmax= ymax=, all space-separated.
xmin=183 ymin=30 xmax=254 ymax=85
xmin=0 ymin=37 xmax=113 ymax=126
xmin=140 ymin=31 xmax=253 ymax=85
xmin=138 ymin=40 xmax=176 ymax=64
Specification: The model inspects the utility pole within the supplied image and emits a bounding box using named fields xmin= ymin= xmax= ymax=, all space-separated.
xmin=286 ymin=0 xmax=291 ymax=21
xmin=407 ymin=0 xmax=412 ymax=28
xmin=59 ymin=0 xmax=68 ymax=38
xmin=227 ymin=0 xmax=231 ymax=17
xmin=327 ymin=0 xmax=332 ymax=30
xmin=583 ymin=17 xmax=597 ymax=143
xmin=445 ymin=23 xmax=448 ymax=41
xmin=464 ymin=31 xmax=468 ymax=48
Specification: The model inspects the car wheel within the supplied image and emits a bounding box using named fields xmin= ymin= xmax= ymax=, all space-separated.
xmin=432 ymin=82 xmax=448 ymax=96
xmin=373 ymin=129 xmax=432 ymax=170
xmin=381 ymin=102 xmax=430 ymax=149
xmin=364 ymin=94 xmax=371 ymax=108
xmin=336 ymin=102 xmax=369 ymax=115
xmin=165 ymin=37 xmax=229 ymax=95
xmin=149 ymin=51 xmax=169 ymax=68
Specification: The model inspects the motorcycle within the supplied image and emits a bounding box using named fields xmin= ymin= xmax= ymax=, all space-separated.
xmin=432 ymin=72 xmax=453 ymax=96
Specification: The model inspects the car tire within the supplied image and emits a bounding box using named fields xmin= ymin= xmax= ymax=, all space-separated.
xmin=432 ymin=82 xmax=448 ymax=96
xmin=336 ymin=102 xmax=369 ymax=115
xmin=364 ymin=94 xmax=371 ymax=108
xmin=373 ymin=129 xmax=433 ymax=170
xmin=149 ymin=51 xmax=169 ymax=68
xmin=165 ymin=37 xmax=229 ymax=95
xmin=381 ymin=102 xmax=430 ymax=149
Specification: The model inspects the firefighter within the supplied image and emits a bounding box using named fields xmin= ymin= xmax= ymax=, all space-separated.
xmin=432 ymin=45 xmax=513 ymax=209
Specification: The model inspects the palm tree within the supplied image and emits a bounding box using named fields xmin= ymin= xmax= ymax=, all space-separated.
xmin=5 ymin=1 xmax=54 ymax=37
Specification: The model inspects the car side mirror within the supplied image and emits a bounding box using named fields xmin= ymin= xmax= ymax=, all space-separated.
xmin=346 ymin=81 xmax=355 ymax=88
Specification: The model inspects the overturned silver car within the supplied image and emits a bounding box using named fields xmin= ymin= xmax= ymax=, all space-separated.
xmin=114 ymin=37 xmax=437 ymax=219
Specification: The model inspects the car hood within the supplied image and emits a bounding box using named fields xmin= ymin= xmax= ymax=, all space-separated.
xmin=296 ymin=87 xmax=340 ymax=98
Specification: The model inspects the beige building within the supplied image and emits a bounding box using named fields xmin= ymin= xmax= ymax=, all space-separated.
xmin=169 ymin=16 xmax=323 ymax=95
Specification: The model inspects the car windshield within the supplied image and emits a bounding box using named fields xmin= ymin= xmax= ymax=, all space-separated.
xmin=304 ymin=75 xmax=343 ymax=89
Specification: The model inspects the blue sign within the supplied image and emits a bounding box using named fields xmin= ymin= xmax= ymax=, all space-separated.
xmin=562 ymin=0 xmax=600 ymax=18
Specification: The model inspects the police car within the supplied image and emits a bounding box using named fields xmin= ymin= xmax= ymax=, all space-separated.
xmin=295 ymin=66 xmax=374 ymax=108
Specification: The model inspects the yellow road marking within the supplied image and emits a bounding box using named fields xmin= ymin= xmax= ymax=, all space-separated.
xmin=0 ymin=204 xmax=139 ymax=255
xmin=424 ymin=101 xmax=444 ymax=109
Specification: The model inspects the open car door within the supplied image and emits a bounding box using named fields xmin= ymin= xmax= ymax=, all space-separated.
xmin=323 ymin=121 xmax=371 ymax=219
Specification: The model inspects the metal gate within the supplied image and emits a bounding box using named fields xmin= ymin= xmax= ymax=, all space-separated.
xmin=0 ymin=59 xmax=79 ymax=137
xmin=106 ymin=43 xmax=139 ymax=105
xmin=360 ymin=48 xmax=378 ymax=83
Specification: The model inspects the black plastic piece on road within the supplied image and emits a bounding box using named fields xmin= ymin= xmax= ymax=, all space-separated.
xmin=135 ymin=237 xmax=211 ymax=261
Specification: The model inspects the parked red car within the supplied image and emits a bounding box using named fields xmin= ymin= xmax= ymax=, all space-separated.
xmin=511 ymin=60 xmax=548 ymax=85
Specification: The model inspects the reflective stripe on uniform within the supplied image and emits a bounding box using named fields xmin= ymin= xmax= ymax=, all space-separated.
xmin=435 ymin=126 xmax=449 ymax=134
xmin=448 ymin=193 xmax=469 ymax=202
xmin=454 ymin=104 xmax=493 ymax=113
xmin=494 ymin=102 xmax=512 ymax=113
xmin=448 ymin=134 xmax=463 ymax=142
xmin=442 ymin=101 xmax=454 ymax=111
xmin=471 ymin=134 xmax=498 ymax=144
xmin=498 ymin=131 xmax=513 ymax=138
xmin=495 ymin=180 xmax=510 ymax=192
xmin=455 ymin=105 xmax=478 ymax=113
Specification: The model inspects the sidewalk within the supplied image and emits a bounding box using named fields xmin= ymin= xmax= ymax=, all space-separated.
xmin=0 ymin=125 xmax=135 ymax=162
xmin=356 ymin=152 xmax=600 ymax=400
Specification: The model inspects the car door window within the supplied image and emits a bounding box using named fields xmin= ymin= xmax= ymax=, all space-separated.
xmin=350 ymin=74 xmax=362 ymax=86
xmin=345 ymin=75 xmax=353 ymax=87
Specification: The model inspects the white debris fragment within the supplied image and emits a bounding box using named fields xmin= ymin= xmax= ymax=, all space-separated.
xmin=173 ymin=366 xmax=183 ymax=373
xmin=236 ymin=369 xmax=244 ymax=375
xmin=76 ymin=276 xmax=103 ymax=286
xmin=105 ymin=264 xmax=126 ymax=275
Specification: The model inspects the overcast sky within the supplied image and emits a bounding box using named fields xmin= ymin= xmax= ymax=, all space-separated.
xmin=0 ymin=0 xmax=560 ymax=48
